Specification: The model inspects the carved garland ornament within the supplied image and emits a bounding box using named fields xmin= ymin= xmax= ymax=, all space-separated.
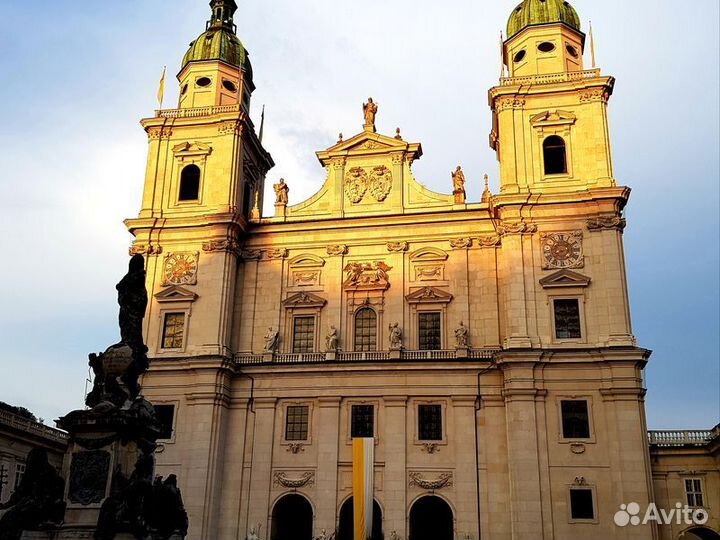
xmin=129 ymin=244 xmax=162 ymax=256
xmin=586 ymin=217 xmax=626 ymax=232
xmin=273 ymin=471 xmax=315 ymax=488
xmin=477 ymin=235 xmax=501 ymax=248
xmin=327 ymin=244 xmax=349 ymax=256
xmin=408 ymin=471 xmax=453 ymax=490
xmin=449 ymin=238 xmax=473 ymax=249
xmin=387 ymin=241 xmax=409 ymax=253
xmin=202 ymin=239 xmax=242 ymax=257
xmin=497 ymin=222 xmax=538 ymax=236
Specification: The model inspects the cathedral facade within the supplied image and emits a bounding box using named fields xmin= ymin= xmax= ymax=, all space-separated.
xmin=128 ymin=1 xmax=661 ymax=539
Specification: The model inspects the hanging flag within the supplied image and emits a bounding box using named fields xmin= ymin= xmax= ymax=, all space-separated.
xmin=589 ymin=21 xmax=596 ymax=68
xmin=157 ymin=66 xmax=166 ymax=108
xmin=500 ymin=31 xmax=505 ymax=78
xmin=352 ymin=438 xmax=374 ymax=540
xmin=259 ymin=104 xmax=266 ymax=143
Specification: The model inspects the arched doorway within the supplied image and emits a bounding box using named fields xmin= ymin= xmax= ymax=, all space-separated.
xmin=409 ymin=496 xmax=453 ymax=540
xmin=271 ymin=494 xmax=313 ymax=540
xmin=337 ymin=497 xmax=383 ymax=540
xmin=682 ymin=528 xmax=720 ymax=540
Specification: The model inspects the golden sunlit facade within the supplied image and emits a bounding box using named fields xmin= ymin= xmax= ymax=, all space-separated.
xmin=122 ymin=1 xmax=701 ymax=539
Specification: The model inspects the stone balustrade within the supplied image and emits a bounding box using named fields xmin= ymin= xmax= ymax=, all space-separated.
xmin=0 ymin=410 xmax=69 ymax=443
xmin=500 ymin=68 xmax=602 ymax=87
xmin=647 ymin=427 xmax=719 ymax=447
xmin=155 ymin=103 xmax=243 ymax=119
xmin=235 ymin=349 xmax=497 ymax=365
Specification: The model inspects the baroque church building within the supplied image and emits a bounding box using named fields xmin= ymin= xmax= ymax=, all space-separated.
xmin=127 ymin=0 xmax=664 ymax=539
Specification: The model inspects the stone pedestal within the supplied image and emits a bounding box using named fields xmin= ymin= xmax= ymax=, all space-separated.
xmin=456 ymin=347 xmax=469 ymax=359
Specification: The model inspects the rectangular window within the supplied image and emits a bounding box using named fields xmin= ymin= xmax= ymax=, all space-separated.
xmin=554 ymin=299 xmax=581 ymax=339
xmin=292 ymin=317 xmax=315 ymax=353
xmin=418 ymin=312 xmax=442 ymax=350
xmin=285 ymin=405 xmax=310 ymax=441
xmin=561 ymin=400 xmax=590 ymax=439
xmin=14 ymin=463 xmax=25 ymax=490
xmin=685 ymin=478 xmax=704 ymax=507
xmin=162 ymin=313 xmax=185 ymax=349
xmin=418 ymin=404 xmax=443 ymax=441
xmin=154 ymin=404 xmax=175 ymax=440
xmin=351 ymin=405 xmax=374 ymax=438
xmin=570 ymin=488 xmax=595 ymax=520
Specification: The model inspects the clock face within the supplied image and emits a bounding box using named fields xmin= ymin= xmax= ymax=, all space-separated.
xmin=163 ymin=253 xmax=198 ymax=285
xmin=542 ymin=232 xmax=583 ymax=269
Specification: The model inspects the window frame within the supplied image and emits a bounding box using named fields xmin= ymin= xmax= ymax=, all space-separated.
xmin=684 ymin=477 xmax=705 ymax=508
xmin=548 ymin=294 xmax=587 ymax=345
xmin=291 ymin=315 xmax=316 ymax=354
xmin=415 ymin=402 xmax=446 ymax=444
xmin=346 ymin=401 xmax=380 ymax=443
xmin=177 ymin=164 xmax=203 ymax=203
xmin=543 ymin=135 xmax=569 ymax=176
xmin=281 ymin=401 xmax=314 ymax=447
xmin=353 ymin=307 xmax=379 ymax=352
xmin=13 ymin=462 xmax=25 ymax=491
xmin=557 ymin=396 xmax=596 ymax=444
xmin=160 ymin=311 xmax=188 ymax=351
xmin=417 ymin=311 xmax=443 ymax=351
xmin=568 ymin=485 xmax=598 ymax=523
xmin=152 ymin=401 xmax=179 ymax=443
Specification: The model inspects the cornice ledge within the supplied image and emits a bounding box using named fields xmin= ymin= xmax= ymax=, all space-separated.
xmin=599 ymin=387 xmax=647 ymax=401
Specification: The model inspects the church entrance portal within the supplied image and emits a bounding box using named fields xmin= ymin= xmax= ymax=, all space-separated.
xmin=270 ymin=494 xmax=313 ymax=540
xmin=408 ymin=496 xmax=453 ymax=540
xmin=337 ymin=497 xmax=384 ymax=540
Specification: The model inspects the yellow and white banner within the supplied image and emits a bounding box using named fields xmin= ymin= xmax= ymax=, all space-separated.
xmin=352 ymin=438 xmax=374 ymax=540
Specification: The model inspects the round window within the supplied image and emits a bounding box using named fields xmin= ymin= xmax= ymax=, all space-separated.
xmin=538 ymin=42 xmax=556 ymax=53
xmin=514 ymin=50 xmax=527 ymax=63
xmin=196 ymin=77 xmax=212 ymax=88
xmin=222 ymin=80 xmax=237 ymax=93
xmin=566 ymin=44 xmax=579 ymax=58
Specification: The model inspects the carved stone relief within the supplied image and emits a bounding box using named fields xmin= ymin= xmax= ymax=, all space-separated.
xmin=586 ymin=217 xmax=626 ymax=232
xmin=408 ymin=471 xmax=453 ymax=490
xmin=68 ymin=450 xmax=111 ymax=506
xmin=273 ymin=471 xmax=315 ymax=488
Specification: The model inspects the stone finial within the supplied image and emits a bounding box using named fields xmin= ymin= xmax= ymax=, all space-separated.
xmin=482 ymin=174 xmax=492 ymax=203
xmin=395 ymin=127 xmax=402 ymax=140
xmin=337 ymin=132 xmax=343 ymax=144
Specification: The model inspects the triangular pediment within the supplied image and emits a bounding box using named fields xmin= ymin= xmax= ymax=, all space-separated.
xmin=172 ymin=141 xmax=212 ymax=159
xmin=406 ymin=286 xmax=454 ymax=304
xmin=282 ymin=292 xmax=327 ymax=308
xmin=530 ymin=110 xmax=577 ymax=127
xmin=154 ymin=285 xmax=198 ymax=303
xmin=540 ymin=269 xmax=591 ymax=289
xmin=316 ymin=130 xmax=422 ymax=166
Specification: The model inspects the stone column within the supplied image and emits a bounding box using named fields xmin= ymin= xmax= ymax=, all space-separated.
xmin=502 ymin=361 xmax=545 ymax=540
xmin=383 ymin=396 xmax=408 ymax=537
xmin=246 ymin=398 xmax=278 ymax=535
xmin=452 ymin=396 xmax=480 ymax=539
xmin=315 ymin=397 xmax=342 ymax=533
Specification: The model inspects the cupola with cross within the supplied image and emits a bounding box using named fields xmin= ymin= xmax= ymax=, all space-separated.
xmin=489 ymin=0 xmax=617 ymax=195
xmin=178 ymin=0 xmax=254 ymax=110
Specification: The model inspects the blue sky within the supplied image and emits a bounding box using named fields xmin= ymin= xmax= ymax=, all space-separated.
xmin=0 ymin=0 xmax=717 ymax=429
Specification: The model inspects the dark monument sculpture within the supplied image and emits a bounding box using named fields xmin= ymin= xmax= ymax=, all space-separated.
xmin=13 ymin=255 xmax=188 ymax=540
xmin=0 ymin=449 xmax=65 ymax=540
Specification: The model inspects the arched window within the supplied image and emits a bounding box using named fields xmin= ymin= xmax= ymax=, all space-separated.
xmin=179 ymin=165 xmax=201 ymax=201
xmin=354 ymin=308 xmax=377 ymax=352
xmin=543 ymin=135 xmax=567 ymax=175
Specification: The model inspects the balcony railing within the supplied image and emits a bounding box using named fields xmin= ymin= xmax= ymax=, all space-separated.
xmin=499 ymin=68 xmax=601 ymax=87
xmin=648 ymin=427 xmax=720 ymax=447
xmin=155 ymin=103 xmax=242 ymax=119
xmin=235 ymin=349 xmax=497 ymax=366
xmin=0 ymin=410 xmax=69 ymax=444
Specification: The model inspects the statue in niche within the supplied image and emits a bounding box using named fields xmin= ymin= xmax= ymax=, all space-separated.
xmin=363 ymin=98 xmax=378 ymax=128
xmin=388 ymin=323 xmax=403 ymax=350
xmin=0 ymin=448 xmax=65 ymax=540
xmin=274 ymin=178 xmax=289 ymax=205
xmin=326 ymin=326 xmax=339 ymax=351
xmin=264 ymin=327 xmax=280 ymax=352
xmin=455 ymin=321 xmax=469 ymax=348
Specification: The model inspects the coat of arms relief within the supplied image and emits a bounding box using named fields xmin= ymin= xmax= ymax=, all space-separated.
xmin=344 ymin=165 xmax=393 ymax=203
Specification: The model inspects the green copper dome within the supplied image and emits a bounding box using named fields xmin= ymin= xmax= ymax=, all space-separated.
xmin=181 ymin=0 xmax=252 ymax=77
xmin=507 ymin=0 xmax=581 ymax=39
